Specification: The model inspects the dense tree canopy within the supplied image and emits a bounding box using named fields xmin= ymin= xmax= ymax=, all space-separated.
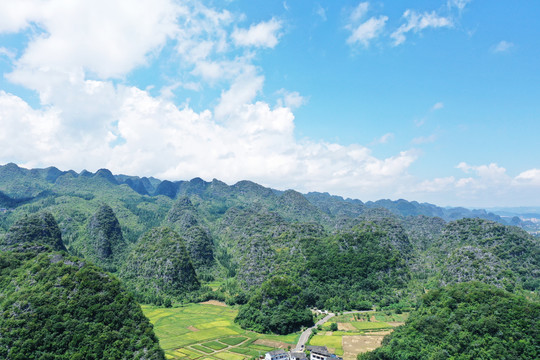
xmin=235 ymin=275 xmax=314 ymax=334
xmin=120 ymin=227 xmax=200 ymax=304
xmin=359 ymin=282 xmax=539 ymax=360
xmin=0 ymin=213 xmax=164 ymax=359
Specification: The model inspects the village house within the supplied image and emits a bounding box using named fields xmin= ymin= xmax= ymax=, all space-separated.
xmin=265 ymin=349 xmax=289 ymax=360
xmin=306 ymin=346 xmax=342 ymax=360
xmin=265 ymin=346 xmax=340 ymax=360
xmin=289 ymin=351 xmax=307 ymax=360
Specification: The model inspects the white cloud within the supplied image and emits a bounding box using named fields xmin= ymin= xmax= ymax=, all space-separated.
xmin=231 ymin=18 xmax=282 ymax=48
xmin=412 ymin=134 xmax=437 ymax=144
xmin=0 ymin=87 xmax=419 ymax=199
xmin=417 ymin=176 xmax=456 ymax=192
xmin=372 ymin=133 xmax=394 ymax=144
xmin=347 ymin=16 xmax=388 ymax=47
xmin=432 ymin=102 xmax=444 ymax=110
xmin=447 ymin=0 xmax=472 ymax=11
xmin=350 ymin=2 xmax=370 ymax=22
xmin=515 ymin=169 xmax=540 ymax=186
xmin=2 ymin=0 xmax=181 ymax=79
xmin=345 ymin=3 xmax=387 ymax=47
xmin=391 ymin=10 xmax=453 ymax=46
xmin=409 ymin=162 xmax=540 ymax=207
xmin=3 ymin=0 xmax=537 ymax=207
xmin=214 ymin=69 xmax=265 ymax=119
xmin=0 ymin=47 xmax=16 ymax=59
xmin=276 ymin=89 xmax=307 ymax=110
xmin=492 ymin=40 xmax=514 ymax=53
xmin=315 ymin=5 xmax=327 ymax=21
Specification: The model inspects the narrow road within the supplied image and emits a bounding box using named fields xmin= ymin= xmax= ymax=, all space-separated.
xmin=294 ymin=310 xmax=373 ymax=352
xmin=294 ymin=313 xmax=335 ymax=351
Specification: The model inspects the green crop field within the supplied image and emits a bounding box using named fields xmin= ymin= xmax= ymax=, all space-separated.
xmin=142 ymin=303 xmax=300 ymax=360
xmin=192 ymin=345 xmax=214 ymax=354
xmin=214 ymin=352 xmax=246 ymax=360
xmin=203 ymin=341 xmax=228 ymax=350
xmin=308 ymin=335 xmax=343 ymax=355
xmin=220 ymin=337 xmax=248 ymax=346
xmin=230 ymin=348 xmax=262 ymax=357
xmin=350 ymin=322 xmax=393 ymax=330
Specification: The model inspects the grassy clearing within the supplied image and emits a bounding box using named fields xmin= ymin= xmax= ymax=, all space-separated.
xmin=220 ymin=337 xmax=248 ymax=346
xmin=203 ymin=341 xmax=228 ymax=350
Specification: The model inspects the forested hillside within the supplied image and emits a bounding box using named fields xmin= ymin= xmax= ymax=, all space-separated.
xmin=359 ymin=282 xmax=539 ymax=360
xmin=0 ymin=212 xmax=164 ymax=359
xmin=0 ymin=163 xmax=538 ymax=342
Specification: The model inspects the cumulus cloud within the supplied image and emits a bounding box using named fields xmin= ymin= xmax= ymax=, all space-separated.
xmin=2 ymin=0 xmax=181 ymax=79
xmin=391 ymin=10 xmax=453 ymax=46
xmin=0 ymin=87 xmax=419 ymax=198
xmin=410 ymin=162 xmax=540 ymax=207
xmin=3 ymin=0 xmax=535 ymax=207
xmin=515 ymin=169 xmax=540 ymax=185
xmin=231 ymin=18 xmax=282 ymax=48
xmin=0 ymin=0 xmax=422 ymax=200
xmin=492 ymin=40 xmax=514 ymax=53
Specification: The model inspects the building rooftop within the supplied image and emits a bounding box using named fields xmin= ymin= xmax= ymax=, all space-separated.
xmin=267 ymin=349 xmax=288 ymax=356
xmin=306 ymin=346 xmax=332 ymax=356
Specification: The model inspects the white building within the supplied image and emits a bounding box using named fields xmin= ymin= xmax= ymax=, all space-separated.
xmin=306 ymin=346 xmax=342 ymax=360
xmin=265 ymin=349 xmax=289 ymax=360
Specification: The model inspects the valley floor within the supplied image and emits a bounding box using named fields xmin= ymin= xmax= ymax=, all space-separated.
xmin=142 ymin=303 xmax=407 ymax=360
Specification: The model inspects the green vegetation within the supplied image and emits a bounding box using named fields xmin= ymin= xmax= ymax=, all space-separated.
xmin=0 ymin=213 xmax=164 ymax=359
xmin=120 ymin=227 xmax=200 ymax=304
xmin=192 ymin=345 xmax=214 ymax=354
xmin=203 ymin=341 xmax=228 ymax=350
xmin=142 ymin=303 xmax=298 ymax=360
xmin=1 ymin=163 xmax=539 ymax=357
xmin=220 ymin=337 xmax=248 ymax=346
xmin=350 ymin=322 xmax=392 ymax=331
xmin=235 ymin=275 xmax=314 ymax=334
xmin=359 ymin=282 xmax=540 ymax=360
xmin=309 ymin=335 xmax=344 ymax=355
xmin=71 ymin=203 xmax=127 ymax=271
xmin=1 ymin=212 xmax=65 ymax=252
xmin=166 ymin=197 xmax=215 ymax=269
xmin=297 ymin=225 xmax=410 ymax=310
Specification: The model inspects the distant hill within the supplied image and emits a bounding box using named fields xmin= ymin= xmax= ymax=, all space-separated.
xmin=0 ymin=163 xmax=524 ymax=229
xmin=0 ymin=162 xmax=538 ymax=313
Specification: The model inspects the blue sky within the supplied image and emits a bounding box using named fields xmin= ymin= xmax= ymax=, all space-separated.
xmin=0 ymin=0 xmax=539 ymax=207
